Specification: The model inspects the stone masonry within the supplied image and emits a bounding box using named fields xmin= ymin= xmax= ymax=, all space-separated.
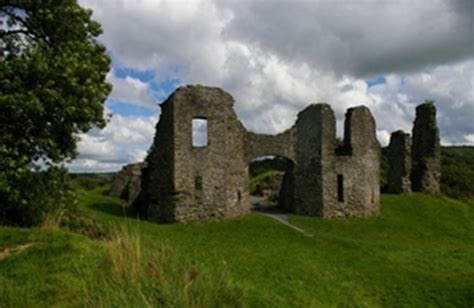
xmin=387 ymin=131 xmax=412 ymax=194
xmin=386 ymin=101 xmax=441 ymax=195
xmin=411 ymin=101 xmax=441 ymax=194
xmin=135 ymin=85 xmax=381 ymax=223
xmin=110 ymin=162 xmax=145 ymax=206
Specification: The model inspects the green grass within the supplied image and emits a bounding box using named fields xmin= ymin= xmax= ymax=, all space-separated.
xmin=0 ymin=227 xmax=104 ymax=307
xmin=1 ymin=189 xmax=473 ymax=307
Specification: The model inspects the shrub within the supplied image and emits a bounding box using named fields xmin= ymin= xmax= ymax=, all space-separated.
xmin=441 ymin=147 xmax=474 ymax=199
xmin=0 ymin=166 xmax=76 ymax=227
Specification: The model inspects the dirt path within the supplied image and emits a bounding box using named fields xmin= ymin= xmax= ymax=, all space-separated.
xmin=0 ymin=243 xmax=33 ymax=261
xmin=250 ymin=196 xmax=313 ymax=237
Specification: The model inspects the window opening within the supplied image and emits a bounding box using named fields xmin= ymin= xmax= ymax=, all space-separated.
xmin=192 ymin=118 xmax=208 ymax=147
xmin=337 ymin=174 xmax=344 ymax=202
xmin=195 ymin=176 xmax=203 ymax=190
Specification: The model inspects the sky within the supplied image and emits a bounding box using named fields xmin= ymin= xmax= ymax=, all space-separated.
xmin=69 ymin=0 xmax=474 ymax=173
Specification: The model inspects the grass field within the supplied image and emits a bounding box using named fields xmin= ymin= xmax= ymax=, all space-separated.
xmin=1 ymin=188 xmax=473 ymax=307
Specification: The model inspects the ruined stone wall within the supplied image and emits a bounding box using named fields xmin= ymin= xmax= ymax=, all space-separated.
xmin=136 ymin=98 xmax=175 ymax=220
xmin=292 ymin=104 xmax=335 ymax=216
xmin=138 ymin=85 xmax=381 ymax=223
xmin=110 ymin=162 xmax=146 ymax=206
xmin=140 ymin=85 xmax=249 ymax=223
xmin=110 ymin=165 xmax=131 ymax=199
xmin=387 ymin=131 xmax=412 ymax=194
xmin=385 ymin=102 xmax=441 ymax=195
xmin=331 ymin=106 xmax=380 ymax=217
xmin=411 ymin=102 xmax=441 ymax=194
xmin=278 ymin=162 xmax=295 ymax=211
xmin=247 ymin=130 xmax=296 ymax=211
xmin=247 ymin=130 xmax=295 ymax=162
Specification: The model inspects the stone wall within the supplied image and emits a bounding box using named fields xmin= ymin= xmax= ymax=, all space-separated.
xmin=247 ymin=130 xmax=295 ymax=162
xmin=387 ymin=131 xmax=412 ymax=194
xmin=110 ymin=162 xmax=145 ymax=206
xmin=137 ymin=85 xmax=249 ymax=222
xmin=292 ymin=104 xmax=334 ymax=216
xmin=411 ymin=102 xmax=441 ymax=194
xmin=136 ymin=85 xmax=381 ymax=223
xmin=331 ymin=106 xmax=380 ymax=217
xmin=386 ymin=101 xmax=441 ymax=195
xmin=135 ymin=98 xmax=175 ymax=220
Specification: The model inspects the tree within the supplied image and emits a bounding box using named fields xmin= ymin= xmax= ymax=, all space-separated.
xmin=0 ymin=0 xmax=112 ymax=225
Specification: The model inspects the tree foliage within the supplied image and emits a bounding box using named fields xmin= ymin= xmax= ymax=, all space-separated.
xmin=441 ymin=146 xmax=474 ymax=199
xmin=0 ymin=0 xmax=112 ymax=225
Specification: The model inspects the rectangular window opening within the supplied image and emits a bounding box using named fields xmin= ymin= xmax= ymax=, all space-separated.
xmin=192 ymin=118 xmax=208 ymax=147
xmin=337 ymin=174 xmax=344 ymax=202
xmin=195 ymin=176 xmax=203 ymax=190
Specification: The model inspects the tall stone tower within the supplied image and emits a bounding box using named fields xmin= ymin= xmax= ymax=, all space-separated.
xmin=387 ymin=130 xmax=412 ymax=194
xmin=136 ymin=85 xmax=250 ymax=222
xmin=410 ymin=101 xmax=441 ymax=194
xmin=332 ymin=106 xmax=381 ymax=217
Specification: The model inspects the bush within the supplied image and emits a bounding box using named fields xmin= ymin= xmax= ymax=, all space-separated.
xmin=0 ymin=166 xmax=76 ymax=227
xmin=441 ymin=147 xmax=474 ymax=199
xmin=441 ymin=164 xmax=474 ymax=199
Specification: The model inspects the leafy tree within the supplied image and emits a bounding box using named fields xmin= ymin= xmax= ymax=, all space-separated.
xmin=0 ymin=0 xmax=112 ymax=225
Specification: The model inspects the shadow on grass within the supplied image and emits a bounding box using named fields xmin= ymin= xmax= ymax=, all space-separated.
xmin=87 ymin=201 xmax=138 ymax=219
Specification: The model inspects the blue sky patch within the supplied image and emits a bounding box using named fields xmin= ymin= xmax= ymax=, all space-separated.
xmin=153 ymin=78 xmax=181 ymax=100
xmin=114 ymin=67 xmax=156 ymax=82
xmin=366 ymin=75 xmax=386 ymax=87
xmin=106 ymin=100 xmax=157 ymax=117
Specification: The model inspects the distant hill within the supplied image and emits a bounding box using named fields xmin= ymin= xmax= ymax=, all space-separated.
xmin=70 ymin=173 xmax=115 ymax=191
xmin=70 ymin=173 xmax=115 ymax=183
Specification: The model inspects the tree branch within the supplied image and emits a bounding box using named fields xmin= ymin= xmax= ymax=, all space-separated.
xmin=0 ymin=28 xmax=32 ymax=40
xmin=0 ymin=7 xmax=51 ymax=46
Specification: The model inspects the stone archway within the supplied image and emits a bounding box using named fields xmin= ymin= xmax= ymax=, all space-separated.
xmin=136 ymin=85 xmax=381 ymax=223
xmin=248 ymin=155 xmax=295 ymax=213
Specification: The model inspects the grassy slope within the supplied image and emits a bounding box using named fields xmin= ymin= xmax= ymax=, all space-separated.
xmin=0 ymin=227 xmax=104 ymax=307
xmin=1 ymin=189 xmax=473 ymax=307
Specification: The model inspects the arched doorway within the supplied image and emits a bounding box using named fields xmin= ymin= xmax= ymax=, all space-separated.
xmin=248 ymin=155 xmax=294 ymax=213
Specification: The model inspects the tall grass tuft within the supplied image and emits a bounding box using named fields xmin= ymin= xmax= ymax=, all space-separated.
xmin=83 ymin=224 xmax=244 ymax=307
xmin=41 ymin=210 xmax=65 ymax=230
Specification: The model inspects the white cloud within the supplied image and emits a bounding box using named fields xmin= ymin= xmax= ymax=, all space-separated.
xmin=107 ymin=70 xmax=158 ymax=106
xmin=74 ymin=0 xmax=473 ymax=172
xmin=219 ymin=0 xmax=473 ymax=77
xmin=69 ymin=114 xmax=158 ymax=172
xmin=368 ymin=60 xmax=474 ymax=144
xmin=376 ymin=130 xmax=391 ymax=147
xmin=100 ymin=114 xmax=157 ymax=145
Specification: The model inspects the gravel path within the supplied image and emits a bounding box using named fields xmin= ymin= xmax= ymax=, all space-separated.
xmin=250 ymin=196 xmax=313 ymax=237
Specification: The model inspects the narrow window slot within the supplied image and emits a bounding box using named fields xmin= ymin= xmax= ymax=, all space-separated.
xmin=337 ymin=174 xmax=344 ymax=202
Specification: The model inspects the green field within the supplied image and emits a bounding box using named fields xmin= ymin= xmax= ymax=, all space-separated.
xmin=0 ymin=187 xmax=473 ymax=307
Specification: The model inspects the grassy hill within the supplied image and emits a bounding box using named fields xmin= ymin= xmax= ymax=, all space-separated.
xmin=1 ymin=187 xmax=473 ymax=307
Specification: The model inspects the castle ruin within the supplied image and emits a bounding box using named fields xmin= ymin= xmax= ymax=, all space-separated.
xmin=110 ymin=162 xmax=146 ymax=206
xmin=135 ymin=85 xmax=381 ymax=223
xmin=387 ymin=101 xmax=441 ymax=194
